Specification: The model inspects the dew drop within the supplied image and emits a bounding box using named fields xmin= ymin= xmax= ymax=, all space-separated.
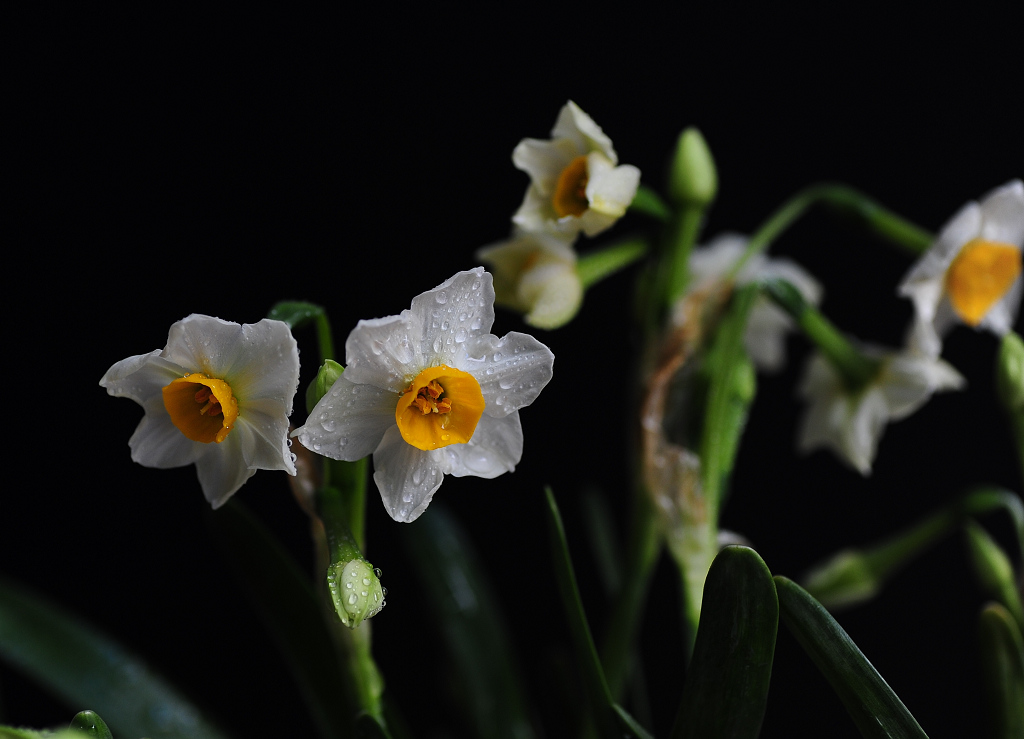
xmin=454 ymin=328 xmax=467 ymax=343
xmin=374 ymin=568 xmax=382 ymax=577
xmin=348 ymin=593 xmax=358 ymax=605
xmin=471 ymin=317 xmax=482 ymax=330
xmin=286 ymin=438 xmax=293 ymax=447
xmin=436 ymin=291 xmax=448 ymax=304
xmin=321 ymin=418 xmax=336 ymax=432
xmin=441 ymin=319 xmax=450 ymax=330
xmin=493 ymin=352 xmax=503 ymax=362
xmin=412 ymin=467 xmax=424 ymax=485
xmin=433 ymin=337 xmax=443 ymax=353
xmin=362 ymin=577 xmax=371 ymax=586
xmin=499 ymin=377 xmax=514 ymax=390
xmin=346 ymin=581 xmax=353 ymax=589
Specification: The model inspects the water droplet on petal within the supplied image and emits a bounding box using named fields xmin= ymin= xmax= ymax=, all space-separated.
xmin=436 ymin=291 xmax=448 ymax=304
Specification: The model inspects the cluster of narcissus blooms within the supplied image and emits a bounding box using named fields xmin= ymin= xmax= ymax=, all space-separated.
xmin=292 ymin=268 xmax=554 ymax=522
xmin=102 ymin=269 xmax=555 ymax=522
xmin=478 ymin=101 xmax=640 ymax=329
xmin=797 ymin=180 xmax=1023 ymax=474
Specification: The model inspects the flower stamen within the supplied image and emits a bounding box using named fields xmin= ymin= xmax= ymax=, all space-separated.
xmin=945 ymin=238 xmax=1022 ymax=325
xmin=396 ymin=365 xmax=484 ymax=450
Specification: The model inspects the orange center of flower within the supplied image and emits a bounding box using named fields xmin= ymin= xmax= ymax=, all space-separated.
xmin=552 ymin=155 xmax=590 ymax=218
xmin=944 ymin=239 xmax=1022 ymax=325
xmin=395 ymin=365 xmax=484 ymax=451
xmin=162 ymin=373 xmax=239 ymax=444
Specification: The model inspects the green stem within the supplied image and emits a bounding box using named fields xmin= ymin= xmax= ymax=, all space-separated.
xmin=316 ymin=312 xmax=335 ymax=365
xmin=730 ymin=182 xmax=934 ymax=281
xmin=763 ymin=279 xmax=881 ymax=392
xmin=629 ymin=184 xmax=671 ymax=223
xmin=662 ymin=204 xmax=705 ymax=311
xmin=578 ymin=237 xmax=649 ymax=290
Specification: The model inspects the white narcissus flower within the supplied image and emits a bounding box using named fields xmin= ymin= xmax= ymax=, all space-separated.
xmin=100 ymin=314 xmax=301 ymax=507
xmin=797 ymin=344 xmax=964 ymax=475
xmin=476 ymin=229 xmax=582 ymax=329
xmin=293 ymin=268 xmax=555 ymax=523
xmin=899 ymin=180 xmax=1024 ymax=356
xmin=513 ymin=100 xmax=641 ymax=239
xmin=688 ymin=233 xmax=823 ymax=372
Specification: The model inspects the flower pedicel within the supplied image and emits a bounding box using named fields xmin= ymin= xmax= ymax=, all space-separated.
xmin=293 ymin=267 xmax=555 ymax=523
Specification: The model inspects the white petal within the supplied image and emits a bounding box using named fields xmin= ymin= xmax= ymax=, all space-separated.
xmin=689 ymin=235 xmax=748 ymax=283
xmin=161 ymin=314 xmax=250 ymax=380
xmin=221 ymin=319 xmax=301 ymax=413
xmin=512 ymin=138 xmax=577 ymax=192
xmin=898 ymin=202 xmax=982 ymax=315
xmin=237 ymin=397 xmax=297 ymax=474
xmin=521 ymin=262 xmax=583 ymax=329
xmin=372 ymin=425 xmax=447 ymax=523
xmin=194 ymin=429 xmax=257 ymax=508
xmin=978 ymin=180 xmax=1024 ymax=246
xmin=344 ymin=313 xmax=422 ymax=393
xmin=743 ymin=299 xmax=793 ymax=372
xmin=100 ymin=350 xmax=188 ymax=404
xmin=444 ymin=412 xmax=523 ymax=479
xmin=127 ymin=394 xmax=206 ymax=469
xmin=293 ymin=375 xmax=398 ymax=461
xmin=477 ymin=230 xmax=578 ymax=311
xmin=410 ymin=267 xmax=495 ymax=368
xmin=978 ymin=276 xmax=1022 ymax=335
xmin=552 ymin=100 xmax=617 ymax=163
xmin=878 ymin=354 xmax=965 ymax=420
xmin=457 ymin=332 xmax=555 ymax=418
xmin=840 ymin=389 xmax=889 ymax=475
xmin=586 ymin=155 xmax=639 ymax=211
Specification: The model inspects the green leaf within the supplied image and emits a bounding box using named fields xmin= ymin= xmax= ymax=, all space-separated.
xmin=401 ymin=505 xmax=535 ymax=739
xmin=672 ymin=546 xmax=778 ymax=739
xmin=0 ymin=576 xmax=229 ymax=739
xmin=978 ymin=603 xmax=1024 ymax=739
xmin=577 ymin=237 xmax=649 ymax=290
xmin=207 ymin=499 xmax=354 ymax=739
xmin=68 ymin=711 xmax=113 ymax=739
xmin=775 ymin=576 xmax=928 ymax=738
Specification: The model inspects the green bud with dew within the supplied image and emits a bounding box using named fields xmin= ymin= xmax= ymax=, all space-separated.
xmin=306 ymin=359 xmax=345 ymax=414
xmin=328 ymin=557 xmax=386 ymax=629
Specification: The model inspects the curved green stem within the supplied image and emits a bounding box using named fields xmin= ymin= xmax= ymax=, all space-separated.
xmin=730 ymin=182 xmax=934 ymax=281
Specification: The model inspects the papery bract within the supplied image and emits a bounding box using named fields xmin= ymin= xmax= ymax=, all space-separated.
xmin=292 ymin=268 xmax=555 ymax=523
xmin=688 ymin=233 xmax=823 ymax=371
xmin=899 ymin=180 xmax=1024 ymax=356
xmin=100 ymin=314 xmax=301 ymax=507
xmin=797 ymin=343 xmax=964 ymax=474
xmin=512 ymin=100 xmax=640 ymax=239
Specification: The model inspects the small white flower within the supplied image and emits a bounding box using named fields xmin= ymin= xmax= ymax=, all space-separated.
xmin=293 ymin=268 xmax=555 ymax=523
xmin=512 ymin=100 xmax=641 ymax=239
xmin=797 ymin=343 xmax=964 ymax=474
xmin=899 ymin=180 xmax=1024 ymax=356
xmin=100 ymin=315 xmax=301 ymax=507
xmin=476 ymin=229 xmax=582 ymax=329
xmin=688 ymin=233 xmax=823 ymax=372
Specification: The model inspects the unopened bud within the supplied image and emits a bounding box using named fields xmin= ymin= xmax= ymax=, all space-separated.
xmin=328 ymin=558 xmax=385 ymax=629
xmin=669 ymin=127 xmax=718 ymax=207
xmin=306 ymin=359 xmax=345 ymax=414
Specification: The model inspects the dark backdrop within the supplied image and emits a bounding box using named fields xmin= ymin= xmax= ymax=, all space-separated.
xmin=5 ymin=8 xmax=1022 ymax=738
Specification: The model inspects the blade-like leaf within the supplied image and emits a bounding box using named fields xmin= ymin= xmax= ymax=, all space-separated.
xmin=673 ymin=546 xmax=778 ymax=739
xmin=979 ymin=602 xmax=1024 ymax=739
xmin=207 ymin=499 xmax=352 ymax=739
xmin=401 ymin=505 xmax=535 ymax=739
xmin=775 ymin=576 xmax=928 ymax=738
xmin=0 ymin=577 xmax=229 ymax=739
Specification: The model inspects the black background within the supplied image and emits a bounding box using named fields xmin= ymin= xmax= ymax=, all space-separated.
xmin=5 ymin=8 xmax=1023 ymax=738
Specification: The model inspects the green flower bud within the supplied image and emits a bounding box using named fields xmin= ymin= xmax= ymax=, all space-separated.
xmin=327 ymin=558 xmax=386 ymax=629
xmin=306 ymin=359 xmax=345 ymax=414
xmin=801 ymin=549 xmax=880 ymax=610
xmin=668 ymin=127 xmax=718 ymax=207
xmin=964 ymin=519 xmax=1024 ymax=626
xmin=68 ymin=711 xmax=113 ymax=739
xmin=997 ymin=331 xmax=1024 ymax=411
